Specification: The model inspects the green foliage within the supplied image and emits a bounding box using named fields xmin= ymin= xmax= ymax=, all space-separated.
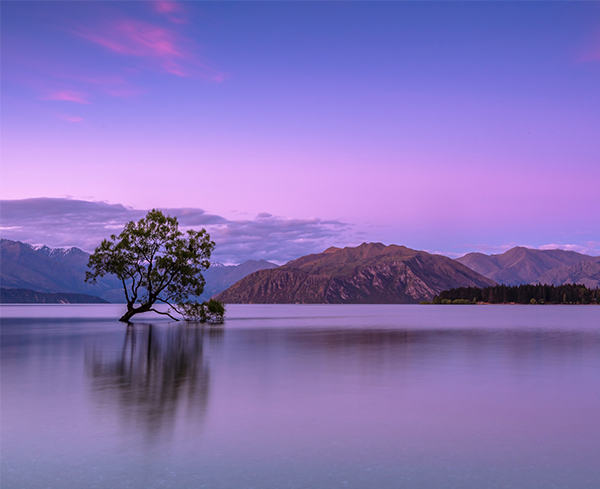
xmin=177 ymin=299 xmax=225 ymax=324
xmin=451 ymin=299 xmax=472 ymax=305
xmin=85 ymin=209 xmax=226 ymax=323
xmin=432 ymin=283 xmax=600 ymax=305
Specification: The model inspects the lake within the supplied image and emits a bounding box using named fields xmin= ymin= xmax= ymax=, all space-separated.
xmin=1 ymin=304 xmax=599 ymax=488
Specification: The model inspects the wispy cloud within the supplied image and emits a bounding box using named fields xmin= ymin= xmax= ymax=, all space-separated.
xmin=57 ymin=114 xmax=85 ymax=123
xmin=153 ymin=1 xmax=188 ymax=24
xmin=78 ymin=20 xmax=180 ymax=57
xmin=539 ymin=242 xmax=600 ymax=255
xmin=75 ymin=19 xmax=186 ymax=76
xmin=42 ymin=90 xmax=90 ymax=104
xmin=73 ymin=12 xmax=221 ymax=80
xmin=14 ymin=2 xmax=222 ymax=109
xmin=204 ymin=214 xmax=352 ymax=264
xmin=154 ymin=1 xmax=183 ymax=15
xmin=0 ymin=198 xmax=353 ymax=264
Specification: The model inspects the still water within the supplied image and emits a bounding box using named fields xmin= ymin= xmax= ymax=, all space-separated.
xmin=2 ymin=304 xmax=599 ymax=489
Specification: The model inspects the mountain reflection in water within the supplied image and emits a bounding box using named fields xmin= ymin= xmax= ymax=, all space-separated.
xmin=86 ymin=324 xmax=222 ymax=441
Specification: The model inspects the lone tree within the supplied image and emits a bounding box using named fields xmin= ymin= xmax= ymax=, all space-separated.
xmin=85 ymin=209 xmax=225 ymax=323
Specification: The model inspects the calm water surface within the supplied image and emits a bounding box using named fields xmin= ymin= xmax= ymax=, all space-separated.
xmin=1 ymin=304 xmax=599 ymax=488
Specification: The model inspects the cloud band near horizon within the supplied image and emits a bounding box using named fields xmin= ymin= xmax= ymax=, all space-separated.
xmin=0 ymin=198 xmax=355 ymax=264
xmin=1 ymin=198 xmax=599 ymax=264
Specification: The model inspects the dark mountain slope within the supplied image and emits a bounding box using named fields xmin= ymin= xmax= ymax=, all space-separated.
xmin=216 ymin=242 xmax=496 ymax=304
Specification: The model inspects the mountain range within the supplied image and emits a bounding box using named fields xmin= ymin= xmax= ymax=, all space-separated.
xmin=0 ymin=239 xmax=124 ymax=302
xmin=2 ymin=239 xmax=598 ymax=304
xmin=216 ymin=243 xmax=496 ymax=304
xmin=0 ymin=239 xmax=277 ymax=303
xmin=535 ymin=260 xmax=600 ymax=289
xmin=456 ymin=247 xmax=600 ymax=287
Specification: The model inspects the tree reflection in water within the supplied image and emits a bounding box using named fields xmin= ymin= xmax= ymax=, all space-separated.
xmin=87 ymin=324 xmax=222 ymax=442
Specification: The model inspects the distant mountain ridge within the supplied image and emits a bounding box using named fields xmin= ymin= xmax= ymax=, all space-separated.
xmin=198 ymin=259 xmax=279 ymax=300
xmin=455 ymin=247 xmax=598 ymax=286
xmin=0 ymin=239 xmax=277 ymax=303
xmin=3 ymin=239 xmax=596 ymax=304
xmin=0 ymin=239 xmax=124 ymax=302
xmin=216 ymin=242 xmax=496 ymax=304
xmin=1 ymin=287 xmax=109 ymax=304
xmin=535 ymin=259 xmax=600 ymax=289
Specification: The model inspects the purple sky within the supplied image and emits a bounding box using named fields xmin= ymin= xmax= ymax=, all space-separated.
xmin=2 ymin=1 xmax=599 ymax=261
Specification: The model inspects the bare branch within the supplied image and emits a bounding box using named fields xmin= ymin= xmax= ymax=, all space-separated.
xmin=149 ymin=308 xmax=180 ymax=321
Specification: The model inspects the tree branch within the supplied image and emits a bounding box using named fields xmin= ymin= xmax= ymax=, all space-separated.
xmin=149 ymin=308 xmax=180 ymax=321
xmin=121 ymin=277 xmax=131 ymax=303
xmin=123 ymin=267 xmax=140 ymax=303
xmin=151 ymin=260 xmax=181 ymax=299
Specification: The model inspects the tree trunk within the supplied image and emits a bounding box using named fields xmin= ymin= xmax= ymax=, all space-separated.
xmin=119 ymin=303 xmax=151 ymax=322
xmin=119 ymin=309 xmax=136 ymax=322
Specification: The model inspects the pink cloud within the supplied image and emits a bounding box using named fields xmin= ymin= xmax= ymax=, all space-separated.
xmin=154 ymin=1 xmax=181 ymax=15
xmin=153 ymin=1 xmax=188 ymax=24
xmin=74 ymin=17 xmax=223 ymax=80
xmin=539 ymin=243 xmax=597 ymax=254
xmin=79 ymin=20 xmax=181 ymax=57
xmin=42 ymin=90 xmax=90 ymax=104
xmin=162 ymin=60 xmax=186 ymax=76
xmin=58 ymin=114 xmax=84 ymax=123
xmin=76 ymin=19 xmax=193 ymax=76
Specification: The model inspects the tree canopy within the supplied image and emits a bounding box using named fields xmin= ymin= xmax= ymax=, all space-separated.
xmin=432 ymin=283 xmax=599 ymax=305
xmin=85 ymin=209 xmax=225 ymax=323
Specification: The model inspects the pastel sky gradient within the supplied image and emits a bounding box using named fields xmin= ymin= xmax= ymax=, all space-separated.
xmin=2 ymin=1 xmax=599 ymax=261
